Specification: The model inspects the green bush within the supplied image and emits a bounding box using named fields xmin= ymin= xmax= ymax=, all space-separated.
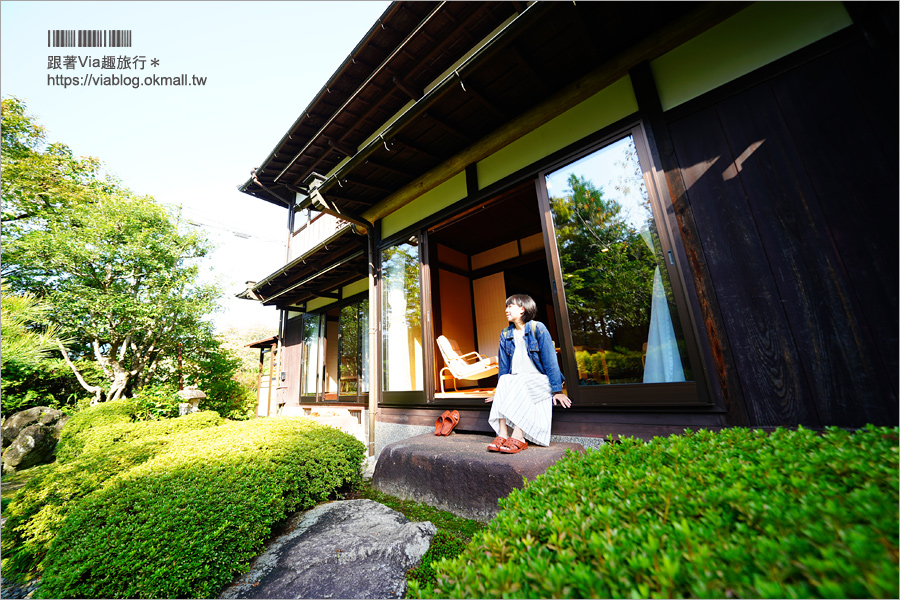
xmin=34 ymin=417 xmax=365 ymax=599
xmin=415 ymin=426 xmax=899 ymax=599
xmin=0 ymin=358 xmax=88 ymax=414
xmin=1 ymin=439 xmax=169 ymax=581
xmin=62 ymin=410 xmax=223 ymax=462
xmin=604 ymin=346 xmax=643 ymax=382
xmin=130 ymin=384 xmax=182 ymax=420
xmin=1 ymin=411 xmax=224 ymax=580
xmin=54 ymin=398 xmax=136 ymax=462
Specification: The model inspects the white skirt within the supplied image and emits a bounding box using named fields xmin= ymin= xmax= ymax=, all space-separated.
xmin=488 ymin=373 xmax=552 ymax=446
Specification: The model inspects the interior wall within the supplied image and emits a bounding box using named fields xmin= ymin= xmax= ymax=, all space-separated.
xmin=473 ymin=272 xmax=508 ymax=357
xmin=471 ymin=241 xmax=519 ymax=270
xmin=438 ymin=269 xmax=476 ymax=356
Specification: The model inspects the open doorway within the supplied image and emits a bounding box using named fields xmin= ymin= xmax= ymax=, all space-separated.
xmin=427 ymin=181 xmax=559 ymax=400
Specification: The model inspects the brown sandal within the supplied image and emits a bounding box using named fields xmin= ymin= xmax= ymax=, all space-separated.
xmin=498 ymin=438 xmax=528 ymax=453
xmin=435 ymin=410 xmax=451 ymax=435
xmin=440 ymin=410 xmax=460 ymax=436
xmin=487 ymin=436 xmax=507 ymax=452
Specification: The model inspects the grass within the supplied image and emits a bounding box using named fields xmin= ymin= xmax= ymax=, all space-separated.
xmin=346 ymin=480 xmax=487 ymax=594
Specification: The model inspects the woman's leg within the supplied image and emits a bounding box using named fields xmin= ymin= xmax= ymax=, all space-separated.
xmin=509 ymin=425 xmax=525 ymax=443
xmin=497 ymin=418 xmax=509 ymax=438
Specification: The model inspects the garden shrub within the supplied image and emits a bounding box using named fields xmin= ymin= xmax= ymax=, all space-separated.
xmin=130 ymin=384 xmax=182 ymax=420
xmin=1 ymin=438 xmax=170 ymax=581
xmin=0 ymin=358 xmax=88 ymax=414
xmin=1 ymin=411 xmax=224 ymax=581
xmin=54 ymin=398 xmax=137 ymax=462
xmin=60 ymin=410 xmax=223 ymax=462
xmin=414 ymin=426 xmax=899 ymax=599
xmin=35 ymin=417 xmax=365 ymax=599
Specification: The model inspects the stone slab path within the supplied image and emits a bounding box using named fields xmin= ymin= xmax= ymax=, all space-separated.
xmin=219 ymin=499 xmax=435 ymax=599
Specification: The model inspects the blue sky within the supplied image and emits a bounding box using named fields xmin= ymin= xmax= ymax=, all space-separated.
xmin=1 ymin=1 xmax=391 ymax=332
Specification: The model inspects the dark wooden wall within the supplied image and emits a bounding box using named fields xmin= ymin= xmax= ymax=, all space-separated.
xmin=667 ymin=34 xmax=898 ymax=428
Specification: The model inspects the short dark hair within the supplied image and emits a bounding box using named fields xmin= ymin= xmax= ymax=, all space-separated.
xmin=506 ymin=294 xmax=538 ymax=322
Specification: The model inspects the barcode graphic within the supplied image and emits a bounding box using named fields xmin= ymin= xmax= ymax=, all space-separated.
xmin=47 ymin=30 xmax=132 ymax=47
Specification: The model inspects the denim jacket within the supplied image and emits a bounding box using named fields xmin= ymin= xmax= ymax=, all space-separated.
xmin=497 ymin=320 xmax=565 ymax=393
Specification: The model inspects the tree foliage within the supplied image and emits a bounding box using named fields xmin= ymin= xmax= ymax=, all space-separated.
xmin=0 ymin=282 xmax=62 ymax=370
xmin=1 ymin=97 xmax=222 ymax=405
xmin=0 ymin=282 xmax=86 ymax=412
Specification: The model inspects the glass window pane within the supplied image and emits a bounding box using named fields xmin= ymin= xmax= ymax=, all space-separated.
xmin=545 ymin=134 xmax=693 ymax=385
xmin=382 ymin=243 xmax=423 ymax=391
xmin=301 ymin=314 xmax=321 ymax=395
xmin=339 ymin=304 xmax=358 ymax=395
xmin=359 ymin=299 xmax=369 ymax=393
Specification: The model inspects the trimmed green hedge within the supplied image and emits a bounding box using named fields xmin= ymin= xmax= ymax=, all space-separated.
xmin=412 ymin=426 xmax=899 ymax=599
xmin=34 ymin=417 xmax=365 ymax=599
xmin=54 ymin=398 xmax=137 ymax=462
xmin=60 ymin=410 xmax=223 ymax=462
xmin=2 ymin=410 xmax=224 ymax=580
xmin=2 ymin=440 xmax=168 ymax=580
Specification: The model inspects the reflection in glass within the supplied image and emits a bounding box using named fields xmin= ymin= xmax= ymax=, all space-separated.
xmin=339 ymin=300 xmax=369 ymax=396
xmin=301 ymin=314 xmax=321 ymax=395
xmin=546 ymin=135 xmax=691 ymax=385
xmin=382 ymin=243 xmax=423 ymax=391
xmin=359 ymin=299 xmax=369 ymax=393
xmin=339 ymin=304 xmax=359 ymax=395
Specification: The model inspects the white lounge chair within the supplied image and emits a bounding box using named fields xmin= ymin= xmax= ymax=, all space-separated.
xmin=436 ymin=335 xmax=499 ymax=393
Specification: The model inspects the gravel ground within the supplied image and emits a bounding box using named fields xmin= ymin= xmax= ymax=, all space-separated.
xmin=1 ymin=514 xmax=40 ymax=599
xmin=0 ymin=576 xmax=40 ymax=599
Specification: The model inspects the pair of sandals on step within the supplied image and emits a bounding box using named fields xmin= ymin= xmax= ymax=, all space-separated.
xmin=434 ymin=410 xmax=527 ymax=453
xmin=434 ymin=410 xmax=459 ymax=436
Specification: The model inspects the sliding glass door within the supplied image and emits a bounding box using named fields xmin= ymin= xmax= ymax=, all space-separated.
xmin=381 ymin=240 xmax=425 ymax=402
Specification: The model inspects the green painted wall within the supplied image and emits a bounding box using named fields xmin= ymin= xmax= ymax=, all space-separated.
xmin=380 ymin=172 xmax=467 ymax=239
xmin=380 ymin=77 xmax=638 ymax=238
xmin=377 ymin=1 xmax=852 ymax=236
xmin=306 ymin=297 xmax=336 ymax=312
xmin=651 ymin=1 xmax=852 ymax=111
xmin=477 ymin=76 xmax=638 ymax=188
xmin=343 ymin=278 xmax=368 ymax=298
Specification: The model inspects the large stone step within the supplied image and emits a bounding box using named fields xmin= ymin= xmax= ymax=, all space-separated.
xmin=372 ymin=433 xmax=584 ymax=522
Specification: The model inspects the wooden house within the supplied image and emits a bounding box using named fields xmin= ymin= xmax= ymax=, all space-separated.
xmin=238 ymin=1 xmax=898 ymax=457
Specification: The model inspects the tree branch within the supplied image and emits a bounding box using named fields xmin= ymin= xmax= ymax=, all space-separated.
xmin=57 ymin=339 xmax=102 ymax=403
xmin=92 ymin=339 xmax=112 ymax=378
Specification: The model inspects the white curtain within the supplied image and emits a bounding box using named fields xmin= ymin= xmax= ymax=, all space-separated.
xmin=640 ymin=228 xmax=686 ymax=383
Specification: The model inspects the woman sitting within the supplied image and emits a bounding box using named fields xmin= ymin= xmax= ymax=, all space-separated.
xmin=486 ymin=294 xmax=571 ymax=453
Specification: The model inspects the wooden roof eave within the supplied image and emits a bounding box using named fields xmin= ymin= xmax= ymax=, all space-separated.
xmin=247 ymin=2 xmax=409 ymax=184
xmin=272 ymin=2 xmax=451 ymax=186
xmin=354 ymin=1 xmax=749 ymax=224
xmin=297 ymin=2 xmax=554 ymax=198
xmin=264 ymin=250 xmax=368 ymax=309
xmin=246 ymin=336 xmax=278 ymax=349
xmin=250 ymin=222 xmax=365 ymax=299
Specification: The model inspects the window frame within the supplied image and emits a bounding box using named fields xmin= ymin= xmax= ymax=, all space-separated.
xmin=535 ymin=122 xmax=711 ymax=407
xmin=373 ymin=116 xmax=715 ymax=410
xmin=298 ymin=292 xmax=370 ymax=405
